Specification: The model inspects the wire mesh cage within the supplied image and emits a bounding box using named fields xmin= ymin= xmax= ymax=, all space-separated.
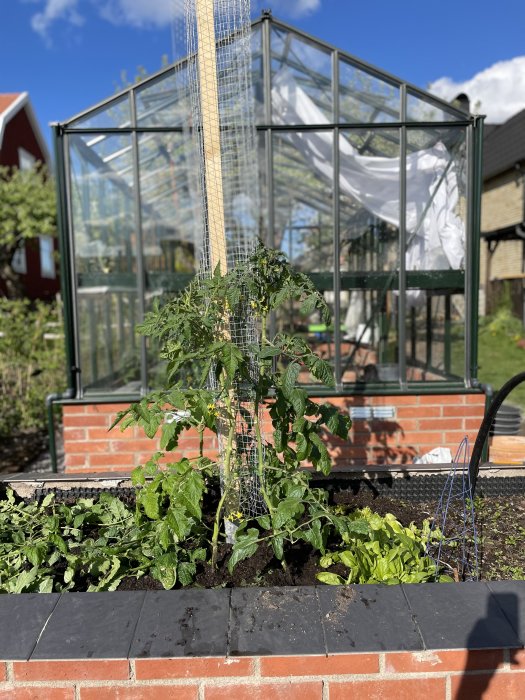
xmin=427 ymin=436 xmax=479 ymax=582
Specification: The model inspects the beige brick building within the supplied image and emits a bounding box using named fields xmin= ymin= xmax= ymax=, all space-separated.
xmin=480 ymin=109 xmax=525 ymax=316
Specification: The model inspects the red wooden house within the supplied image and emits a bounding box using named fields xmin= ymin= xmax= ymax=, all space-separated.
xmin=0 ymin=92 xmax=59 ymax=300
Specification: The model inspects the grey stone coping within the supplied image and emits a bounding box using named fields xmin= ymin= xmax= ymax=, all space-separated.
xmin=0 ymin=582 xmax=523 ymax=660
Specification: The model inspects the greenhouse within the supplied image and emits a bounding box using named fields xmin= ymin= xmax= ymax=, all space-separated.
xmin=53 ymin=11 xmax=483 ymax=406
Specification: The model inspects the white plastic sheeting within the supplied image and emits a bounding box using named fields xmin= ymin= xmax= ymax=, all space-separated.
xmin=272 ymin=70 xmax=465 ymax=271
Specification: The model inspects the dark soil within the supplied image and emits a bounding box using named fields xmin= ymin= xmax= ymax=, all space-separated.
xmin=0 ymin=429 xmax=48 ymax=474
xmin=2 ymin=436 xmax=523 ymax=588
xmin=115 ymin=490 xmax=525 ymax=591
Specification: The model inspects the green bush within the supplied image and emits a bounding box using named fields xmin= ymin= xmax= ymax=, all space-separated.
xmin=0 ymin=299 xmax=66 ymax=437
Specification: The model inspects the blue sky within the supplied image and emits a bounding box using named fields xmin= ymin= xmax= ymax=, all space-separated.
xmin=4 ymin=0 xmax=525 ymax=153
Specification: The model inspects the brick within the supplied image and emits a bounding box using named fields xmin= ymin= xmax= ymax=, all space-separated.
xmin=0 ymin=663 xmax=5 ymax=681
xmin=89 ymin=453 xmax=137 ymax=466
xmin=374 ymin=395 xmax=419 ymax=406
xmin=260 ymin=654 xmax=378 ymax=676
xmin=135 ymin=658 xmax=253 ymax=680
xmin=385 ymin=649 xmax=504 ymax=674
xmin=204 ymin=681 xmax=323 ymax=700
xmin=329 ymin=677 xmax=446 ymax=700
xmin=177 ymin=439 xmax=206 ymax=451
xmin=444 ymin=432 xmax=472 ymax=444
xmin=409 ymin=431 xmax=446 ymax=444
xmin=63 ymin=428 xmax=87 ymax=441
xmin=67 ymin=466 xmax=132 ymax=474
xmin=419 ymin=418 xmax=462 ymax=431
xmin=397 ymin=406 xmax=442 ymax=419
xmin=13 ymin=660 xmax=129 ymax=682
xmin=419 ymin=395 xmax=464 ymax=405
xmin=67 ymin=440 xmax=112 ymax=453
xmin=87 ymin=428 xmax=116 ymax=440
xmin=510 ymin=648 xmax=525 ymax=669
xmin=451 ymin=671 xmax=525 ymax=699
xmin=112 ymin=440 xmax=156 ymax=453
xmin=65 ymin=454 xmax=87 ymax=468
xmin=392 ymin=419 xmax=418 ymax=431
xmin=63 ymin=404 xmax=87 ymax=414
xmin=86 ymin=404 xmax=126 ymax=415
xmin=464 ymin=418 xmax=484 ymax=431
xmin=444 ymin=406 xmax=477 ymax=418
xmin=64 ymin=415 xmax=110 ymax=429
xmin=80 ymin=687 xmax=198 ymax=700
xmin=0 ymin=690 xmax=74 ymax=700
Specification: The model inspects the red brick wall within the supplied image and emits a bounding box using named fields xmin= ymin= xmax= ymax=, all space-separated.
xmin=1 ymin=649 xmax=524 ymax=698
xmin=62 ymin=392 xmax=486 ymax=473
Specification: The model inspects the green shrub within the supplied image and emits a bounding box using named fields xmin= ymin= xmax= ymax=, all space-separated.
xmin=0 ymin=298 xmax=66 ymax=437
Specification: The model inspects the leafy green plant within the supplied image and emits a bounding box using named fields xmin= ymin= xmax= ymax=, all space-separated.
xmin=113 ymin=243 xmax=351 ymax=576
xmin=0 ymin=164 xmax=56 ymax=299
xmin=0 ymin=461 xmax=211 ymax=593
xmin=0 ymin=298 xmax=65 ymax=437
xmin=317 ymin=507 xmax=450 ymax=585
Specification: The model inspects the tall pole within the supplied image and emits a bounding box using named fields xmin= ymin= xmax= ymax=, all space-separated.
xmin=195 ymin=0 xmax=228 ymax=275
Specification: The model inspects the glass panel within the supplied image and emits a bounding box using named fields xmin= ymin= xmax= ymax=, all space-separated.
xmin=273 ymin=130 xmax=334 ymax=385
xmin=69 ymin=133 xmax=140 ymax=393
xmin=405 ymin=292 xmax=465 ymax=381
xmin=339 ymin=59 xmax=399 ymax=123
xmin=405 ymin=128 xmax=467 ymax=272
xmin=271 ymin=27 xmax=333 ymax=124
xmin=135 ymin=67 xmax=190 ymax=127
xmin=404 ymin=127 xmax=467 ymax=382
xmin=138 ymin=131 xmax=199 ymax=386
xmin=406 ymin=90 xmax=465 ymax=122
xmin=69 ymin=94 xmax=131 ymax=129
xmin=251 ymin=25 xmax=265 ymax=124
xmin=339 ymin=129 xmax=400 ymax=385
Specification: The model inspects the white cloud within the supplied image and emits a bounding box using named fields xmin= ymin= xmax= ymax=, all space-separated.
xmin=429 ymin=56 xmax=525 ymax=124
xmin=96 ymin=0 xmax=182 ymax=28
xmin=26 ymin=0 xmax=320 ymax=43
xmin=30 ymin=0 xmax=84 ymax=42
xmin=285 ymin=0 xmax=321 ymax=17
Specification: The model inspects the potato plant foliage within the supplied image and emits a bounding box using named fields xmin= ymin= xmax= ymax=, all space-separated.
xmin=0 ymin=245 xmax=447 ymax=592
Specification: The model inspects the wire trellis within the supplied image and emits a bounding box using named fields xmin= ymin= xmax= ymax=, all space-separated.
xmin=427 ymin=436 xmax=479 ymax=582
xmin=177 ymin=0 xmax=266 ymax=520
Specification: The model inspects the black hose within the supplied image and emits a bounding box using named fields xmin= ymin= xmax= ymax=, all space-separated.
xmin=469 ymin=371 xmax=525 ymax=494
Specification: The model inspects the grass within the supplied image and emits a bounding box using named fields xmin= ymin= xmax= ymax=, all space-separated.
xmin=477 ymin=309 xmax=525 ymax=411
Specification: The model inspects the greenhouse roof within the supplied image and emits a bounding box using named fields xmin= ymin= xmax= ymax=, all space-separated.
xmin=58 ymin=13 xmax=470 ymax=128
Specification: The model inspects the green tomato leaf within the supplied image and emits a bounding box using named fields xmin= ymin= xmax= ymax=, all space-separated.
xmin=177 ymin=561 xmax=197 ymax=586
xmin=23 ymin=543 xmax=47 ymax=567
xmin=271 ymin=535 xmax=284 ymax=560
xmin=141 ymin=492 xmax=161 ymax=520
xmin=13 ymin=567 xmax=38 ymax=594
xmin=166 ymin=508 xmax=191 ymax=542
xmin=273 ymin=497 xmax=303 ymax=530
xmin=152 ymin=552 xmax=179 ymax=590
xmin=228 ymin=528 xmax=259 ymax=573
xmin=257 ymin=515 xmax=271 ymax=531
xmin=282 ymin=362 xmax=300 ymax=397
xmin=295 ymin=432 xmax=310 ymax=461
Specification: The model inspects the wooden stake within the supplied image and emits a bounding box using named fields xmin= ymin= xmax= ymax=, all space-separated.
xmin=195 ymin=0 xmax=228 ymax=275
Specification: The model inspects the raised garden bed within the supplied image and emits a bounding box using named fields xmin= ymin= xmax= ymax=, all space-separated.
xmin=2 ymin=470 xmax=525 ymax=591
xmin=2 ymin=470 xmax=525 ymax=696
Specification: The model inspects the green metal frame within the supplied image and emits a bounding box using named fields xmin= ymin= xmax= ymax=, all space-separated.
xmin=52 ymin=11 xmax=484 ymax=404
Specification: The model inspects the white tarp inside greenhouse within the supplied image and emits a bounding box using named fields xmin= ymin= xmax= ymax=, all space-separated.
xmin=272 ymin=69 xmax=465 ymax=272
